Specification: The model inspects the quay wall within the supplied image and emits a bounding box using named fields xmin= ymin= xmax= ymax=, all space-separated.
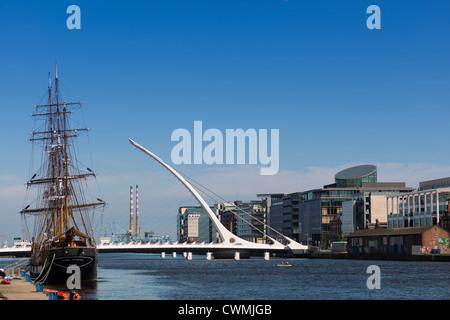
xmin=311 ymin=251 xmax=450 ymax=262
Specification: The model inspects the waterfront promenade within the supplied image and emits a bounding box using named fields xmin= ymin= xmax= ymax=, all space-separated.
xmin=0 ymin=278 xmax=47 ymax=300
xmin=311 ymin=250 xmax=450 ymax=262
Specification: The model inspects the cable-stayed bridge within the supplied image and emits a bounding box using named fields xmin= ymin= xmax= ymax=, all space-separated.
xmin=96 ymin=239 xmax=305 ymax=259
xmin=0 ymin=239 xmax=308 ymax=259
xmin=112 ymin=139 xmax=310 ymax=259
xmin=0 ymin=139 xmax=310 ymax=259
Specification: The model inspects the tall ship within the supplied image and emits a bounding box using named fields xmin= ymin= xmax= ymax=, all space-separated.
xmin=20 ymin=66 xmax=106 ymax=283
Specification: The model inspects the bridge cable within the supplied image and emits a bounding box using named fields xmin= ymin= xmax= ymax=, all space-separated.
xmin=173 ymin=168 xmax=290 ymax=243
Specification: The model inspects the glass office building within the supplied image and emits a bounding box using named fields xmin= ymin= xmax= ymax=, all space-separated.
xmin=387 ymin=187 xmax=450 ymax=229
xmin=335 ymin=165 xmax=378 ymax=188
xmin=295 ymin=165 xmax=412 ymax=248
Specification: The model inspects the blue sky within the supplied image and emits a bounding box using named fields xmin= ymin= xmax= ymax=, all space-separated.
xmin=1 ymin=1 xmax=450 ymax=242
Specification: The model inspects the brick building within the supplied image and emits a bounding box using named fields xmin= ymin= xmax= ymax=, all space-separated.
xmin=347 ymin=225 xmax=449 ymax=255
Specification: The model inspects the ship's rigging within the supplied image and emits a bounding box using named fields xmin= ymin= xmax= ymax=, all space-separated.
xmin=20 ymin=66 xmax=106 ymax=258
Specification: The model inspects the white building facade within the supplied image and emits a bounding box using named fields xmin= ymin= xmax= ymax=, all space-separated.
xmin=386 ymin=187 xmax=450 ymax=228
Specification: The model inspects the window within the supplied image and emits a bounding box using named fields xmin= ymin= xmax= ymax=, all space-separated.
xmin=368 ymin=240 xmax=378 ymax=253
xmin=350 ymin=237 xmax=363 ymax=254
xmin=389 ymin=236 xmax=403 ymax=254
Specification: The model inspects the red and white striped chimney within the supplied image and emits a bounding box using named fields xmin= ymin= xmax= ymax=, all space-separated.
xmin=136 ymin=185 xmax=140 ymax=237
xmin=130 ymin=186 xmax=134 ymax=234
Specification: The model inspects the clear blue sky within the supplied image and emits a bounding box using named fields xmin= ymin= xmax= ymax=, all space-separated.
xmin=1 ymin=1 xmax=450 ymax=242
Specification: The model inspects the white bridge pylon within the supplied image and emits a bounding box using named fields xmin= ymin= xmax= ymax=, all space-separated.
xmin=128 ymin=138 xmax=309 ymax=253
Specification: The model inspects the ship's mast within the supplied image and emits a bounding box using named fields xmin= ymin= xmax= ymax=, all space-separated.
xmin=48 ymin=70 xmax=57 ymax=237
xmin=21 ymin=66 xmax=106 ymax=248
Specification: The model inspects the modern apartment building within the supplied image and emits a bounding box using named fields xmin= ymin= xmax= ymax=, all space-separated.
xmin=216 ymin=202 xmax=238 ymax=234
xmin=294 ymin=165 xmax=413 ymax=248
xmin=178 ymin=199 xmax=268 ymax=244
xmin=256 ymin=193 xmax=285 ymax=240
xmin=234 ymin=200 xmax=267 ymax=243
xmin=177 ymin=206 xmax=216 ymax=243
xmin=386 ymin=185 xmax=450 ymax=230
xmin=341 ymin=188 xmax=414 ymax=236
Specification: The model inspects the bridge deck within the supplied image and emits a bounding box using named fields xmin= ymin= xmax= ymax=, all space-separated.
xmin=0 ymin=242 xmax=309 ymax=258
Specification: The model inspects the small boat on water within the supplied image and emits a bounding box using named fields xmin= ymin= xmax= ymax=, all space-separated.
xmin=277 ymin=262 xmax=292 ymax=267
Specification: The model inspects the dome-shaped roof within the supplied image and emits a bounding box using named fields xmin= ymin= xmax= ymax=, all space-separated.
xmin=335 ymin=165 xmax=377 ymax=180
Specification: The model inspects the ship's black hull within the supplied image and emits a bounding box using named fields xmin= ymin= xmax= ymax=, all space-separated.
xmin=30 ymin=246 xmax=97 ymax=283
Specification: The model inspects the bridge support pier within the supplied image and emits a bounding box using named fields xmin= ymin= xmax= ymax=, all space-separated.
xmin=264 ymin=251 xmax=270 ymax=260
xmin=172 ymin=252 xmax=177 ymax=258
xmin=206 ymin=252 xmax=212 ymax=260
xmin=234 ymin=251 xmax=240 ymax=261
xmin=187 ymin=252 xmax=192 ymax=260
xmin=161 ymin=252 xmax=165 ymax=258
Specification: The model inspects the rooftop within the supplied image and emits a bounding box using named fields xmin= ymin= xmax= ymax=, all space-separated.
xmin=419 ymin=177 xmax=450 ymax=190
xmin=348 ymin=225 xmax=445 ymax=237
xmin=335 ymin=165 xmax=377 ymax=180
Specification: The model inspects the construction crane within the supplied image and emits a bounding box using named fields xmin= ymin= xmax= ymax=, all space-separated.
xmin=109 ymin=222 xmax=131 ymax=243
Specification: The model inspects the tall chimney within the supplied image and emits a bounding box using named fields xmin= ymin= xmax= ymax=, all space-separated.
xmin=130 ymin=186 xmax=134 ymax=234
xmin=136 ymin=185 xmax=140 ymax=238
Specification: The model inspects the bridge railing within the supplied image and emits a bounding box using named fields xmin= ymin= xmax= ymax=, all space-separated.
xmin=2 ymin=258 xmax=29 ymax=277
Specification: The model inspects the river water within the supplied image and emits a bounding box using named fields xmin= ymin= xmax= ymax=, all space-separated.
xmin=82 ymin=253 xmax=449 ymax=300
xmin=2 ymin=253 xmax=449 ymax=301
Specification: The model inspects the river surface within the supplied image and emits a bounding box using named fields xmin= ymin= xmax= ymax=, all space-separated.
xmin=2 ymin=253 xmax=449 ymax=300
xmin=84 ymin=253 xmax=449 ymax=300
